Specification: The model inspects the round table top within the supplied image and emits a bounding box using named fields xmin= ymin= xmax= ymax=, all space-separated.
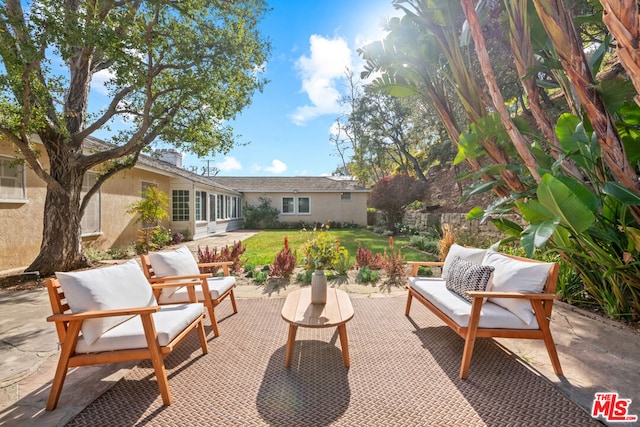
xmin=281 ymin=287 xmax=354 ymax=328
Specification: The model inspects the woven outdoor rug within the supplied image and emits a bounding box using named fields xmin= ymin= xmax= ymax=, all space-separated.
xmin=66 ymin=295 xmax=597 ymax=426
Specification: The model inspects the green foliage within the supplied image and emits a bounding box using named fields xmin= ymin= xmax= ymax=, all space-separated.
xmin=0 ymin=0 xmax=271 ymax=274
xmin=243 ymin=196 xmax=281 ymax=229
xmin=332 ymin=247 xmax=352 ymax=275
xmin=356 ymin=266 xmax=379 ymax=284
xmin=417 ymin=266 xmax=433 ymax=277
xmin=296 ymin=269 xmax=313 ymax=284
xmin=301 ymin=226 xmax=346 ymax=271
xmin=83 ymin=244 xmax=136 ymax=262
xmin=409 ymin=236 xmax=439 ymax=253
xmin=127 ymin=187 xmax=171 ymax=253
xmin=253 ymin=271 xmax=268 ymax=284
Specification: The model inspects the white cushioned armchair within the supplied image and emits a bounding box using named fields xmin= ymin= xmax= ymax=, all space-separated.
xmin=46 ymin=260 xmax=208 ymax=410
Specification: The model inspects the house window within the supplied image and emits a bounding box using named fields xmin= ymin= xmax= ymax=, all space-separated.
xmin=195 ymin=191 xmax=207 ymax=221
xmin=0 ymin=157 xmax=25 ymax=201
xmin=209 ymin=194 xmax=216 ymax=221
xmin=235 ymin=196 xmax=242 ymax=218
xmin=282 ymin=197 xmax=294 ymax=214
xmin=298 ymin=197 xmax=310 ymax=214
xmin=340 ymin=192 xmax=351 ymax=201
xmin=172 ymin=190 xmax=189 ymax=221
xmin=216 ymin=194 xmax=223 ymax=219
xmin=225 ymin=195 xmax=231 ymax=218
xmin=81 ymin=172 xmax=101 ymax=235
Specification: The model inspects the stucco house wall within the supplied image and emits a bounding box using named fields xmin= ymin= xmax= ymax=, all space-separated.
xmin=242 ymin=191 xmax=368 ymax=226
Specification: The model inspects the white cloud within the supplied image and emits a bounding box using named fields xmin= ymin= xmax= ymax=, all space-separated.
xmin=263 ymin=159 xmax=287 ymax=174
xmin=291 ymin=35 xmax=352 ymax=125
xmin=216 ymin=156 xmax=242 ymax=172
xmin=91 ymin=68 xmax=115 ymax=96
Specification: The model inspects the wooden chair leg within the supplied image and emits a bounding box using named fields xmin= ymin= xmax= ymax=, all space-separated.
xmin=337 ymin=324 xmax=350 ymax=367
xmin=46 ymin=321 xmax=82 ymax=411
xmin=460 ymin=298 xmax=483 ymax=379
xmin=141 ymin=314 xmax=172 ymax=405
xmin=208 ymin=305 xmax=220 ymax=337
xmin=405 ymin=290 xmax=413 ymax=316
xmin=196 ymin=318 xmax=209 ymax=354
xmin=532 ymin=300 xmax=563 ymax=375
xmin=229 ymin=288 xmax=238 ymax=314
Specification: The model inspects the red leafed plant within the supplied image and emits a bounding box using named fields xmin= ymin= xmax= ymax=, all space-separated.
xmin=269 ymin=236 xmax=297 ymax=278
xmin=197 ymin=241 xmax=246 ymax=275
xmin=355 ymin=244 xmax=384 ymax=270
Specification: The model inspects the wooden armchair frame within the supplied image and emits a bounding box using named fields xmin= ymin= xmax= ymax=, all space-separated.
xmin=45 ymin=278 xmax=208 ymax=411
xmin=141 ymin=256 xmax=238 ymax=337
xmin=406 ymin=256 xmax=562 ymax=379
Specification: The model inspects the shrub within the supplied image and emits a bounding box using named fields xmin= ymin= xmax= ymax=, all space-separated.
xmin=126 ymin=186 xmax=171 ymax=253
xmin=296 ymin=269 xmax=313 ymax=284
xmin=356 ymin=266 xmax=379 ymax=283
xmin=301 ymin=226 xmax=344 ymax=271
xmin=410 ymin=235 xmax=439 ymax=253
xmin=332 ymin=247 xmax=351 ymax=275
xmin=244 ymin=263 xmax=256 ymax=278
xmin=172 ymin=232 xmax=185 ymax=244
xmin=355 ymin=245 xmax=384 ymax=270
xmin=382 ymin=238 xmax=406 ymax=287
xmin=254 ymin=271 xmax=268 ymax=284
xmin=197 ymin=241 xmax=246 ymax=275
xmin=269 ymin=236 xmax=297 ymax=278
xmin=243 ymin=196 xmax=280 ymax=229
xmin=417 ymin=266 xmax=433 ymax=276
xmin=368 ymin=175 xmax=428 ymax=233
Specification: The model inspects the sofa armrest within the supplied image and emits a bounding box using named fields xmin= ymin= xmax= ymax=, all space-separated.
xmin=407 ymin=261 xmax=444 ymax=276
xmin=466 ymin=291 xmax=558 ymax=300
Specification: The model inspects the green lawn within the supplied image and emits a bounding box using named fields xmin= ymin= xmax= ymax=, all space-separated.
xmin=239 ymin=229 xmax=435 ymax=267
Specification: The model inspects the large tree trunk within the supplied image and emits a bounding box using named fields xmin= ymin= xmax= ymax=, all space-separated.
xmin=26 ymin=144 xmax=89 ymax=276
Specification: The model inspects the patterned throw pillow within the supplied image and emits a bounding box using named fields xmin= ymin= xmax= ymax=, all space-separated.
xmin=445 ymin=256 xmax=495 ymax=303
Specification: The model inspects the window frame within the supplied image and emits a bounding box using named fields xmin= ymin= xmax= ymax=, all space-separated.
xmin=172 ymin=189 xmax=190 ymax=222
xmin=80 ymin=171 xmax=101 ymax=236
xmin=297 ymin=197 xmax=310 ymax=214
xmin=195 ymin=190 xmax=207 ymax=222
xmin=0 ymin=156 xmax=26 ymax=203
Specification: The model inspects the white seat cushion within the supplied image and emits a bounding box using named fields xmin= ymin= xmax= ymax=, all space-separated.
xmin=157 ymin=276 xmax=236 ymax=304
xmin=75 ymin=303 xmax=204 ymax=353
xmin=482 ymin=250 xmax=553 ymax=325
xmin=409 ymin=277 xmax=538 ymax=330
xmin=56 ymin=260 xmax=157 ymax=345
xmin=148 ymin=246 xmax=202 ymax=298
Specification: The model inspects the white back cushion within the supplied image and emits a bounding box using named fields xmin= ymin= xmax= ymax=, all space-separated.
xmin=482 ymin=250 xmax=553 ymax=325
xmin=441 ymin=244 xmax=487 ymax=280
xmin=148 ymin=246 xmax=200 ymax=277
xmin=56 ymin=260 xmax=157 ymax=345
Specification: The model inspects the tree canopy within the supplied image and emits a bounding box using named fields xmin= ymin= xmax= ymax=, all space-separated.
xmin=0 ymin=0 xmax=271 ymax=274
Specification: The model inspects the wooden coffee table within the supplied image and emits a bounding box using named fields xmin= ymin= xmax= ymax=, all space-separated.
xmin=281 ymin=287 xmax=354 ymax=367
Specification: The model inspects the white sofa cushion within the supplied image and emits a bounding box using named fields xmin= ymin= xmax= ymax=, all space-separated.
xmin=482 ymin=250 xmax=553 ymax=325
xmin=148 ymin=246 xmax=201 ymax=298
xmin=445 ymin=256 xmax=494 ymax=303
xmin=75 ymin=303 xmax=204 ymax=353
xmin=409 ymin=277 xmax=538 ymax=329
xmin=158 ymin=276 xmax=236 ymax=304
xmin=441 ymin=244 xmax=487 ymax=280
xmin=56 ymin=260 xmax=157 ymax=345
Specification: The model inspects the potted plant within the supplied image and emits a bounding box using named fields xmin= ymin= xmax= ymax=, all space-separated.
xmin=302 ymin=226 xmax=344 ymax=304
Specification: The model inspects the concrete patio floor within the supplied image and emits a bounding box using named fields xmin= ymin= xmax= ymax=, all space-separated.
xmin=1 ymin=230 xmax=639 ymax=426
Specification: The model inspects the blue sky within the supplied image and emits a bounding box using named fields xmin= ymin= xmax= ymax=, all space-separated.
xmin=174 ymin=0 xmax=399 ymax=177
